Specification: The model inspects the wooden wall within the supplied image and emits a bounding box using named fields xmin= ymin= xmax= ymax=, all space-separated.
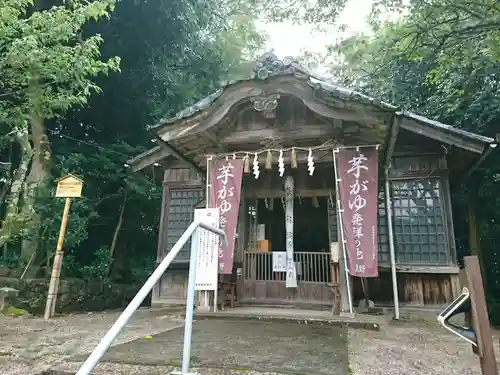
xmin=153 ymin=167 xmax=204 ymax=307
xmin=351 ymin=271 xmax=461 ymax=307
xmin=237 ymin=280 xmax=332 ymax=307
xmin=154 ymin=151 xmax=461 ymax=308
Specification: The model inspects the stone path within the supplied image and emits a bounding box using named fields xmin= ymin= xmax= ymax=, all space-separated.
xmin=0 ymin=309 xmax=498 ymax=375
xmin=86 ymin=320 xmax=348 ymax=374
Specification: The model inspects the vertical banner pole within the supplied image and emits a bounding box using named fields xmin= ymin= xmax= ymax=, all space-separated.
xmin=206 ymin=155 xmax=217 ymax=312
xmin=384 ymin=169 xmax=400 ymax=320
xmin=332 ymin=149 xmax=354 ymax=314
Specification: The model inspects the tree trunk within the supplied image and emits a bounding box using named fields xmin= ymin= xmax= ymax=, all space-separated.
xmin=106 ymin=193 xmax=128 ymax=276
xmin=21 ymin=111 xmax=51 ymax=260
xmin=0 ymin=131 xmax=33 ymax=247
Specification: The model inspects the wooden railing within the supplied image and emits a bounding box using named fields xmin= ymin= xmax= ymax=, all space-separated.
xmin=244 ymin=252 xmax=333 ymax=283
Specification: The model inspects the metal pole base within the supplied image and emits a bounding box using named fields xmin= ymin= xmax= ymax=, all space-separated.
xmin=171 ymin=371 xmax=200 ymax=375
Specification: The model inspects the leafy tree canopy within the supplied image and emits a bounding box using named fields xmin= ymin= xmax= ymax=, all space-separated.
xmin=0 ymin=0 xmax=265 ymax=281
xmin=325 ymin=0 xmax=500 ymax=322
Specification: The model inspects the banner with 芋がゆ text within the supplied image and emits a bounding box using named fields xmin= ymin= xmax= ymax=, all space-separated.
xmin=336 ymin=147 xmax=379 ymax=277
xmin=209 ymin=158 xmax=244 ymax=274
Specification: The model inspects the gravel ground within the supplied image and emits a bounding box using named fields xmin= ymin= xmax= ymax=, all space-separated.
xmin=0 ymin=309 xmax=498 ymax=375
xmin=0 ymin=308 xmax=184 ymax=375
xmin=348 ymin=318 xmax=500 ymax=375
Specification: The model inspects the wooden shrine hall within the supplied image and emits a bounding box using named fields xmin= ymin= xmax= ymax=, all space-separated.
xmin=128 ymin=52 xmax=496 ymax=314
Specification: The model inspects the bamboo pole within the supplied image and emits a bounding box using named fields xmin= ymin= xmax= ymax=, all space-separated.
xmin=44 ymin=197 xmax=72 ymax=320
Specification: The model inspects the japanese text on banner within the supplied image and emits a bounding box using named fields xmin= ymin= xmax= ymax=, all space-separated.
xmin=209 ymin=158 xmax=244 ymax=275
xmin=337 ymin=147 xmax=379 ymax=277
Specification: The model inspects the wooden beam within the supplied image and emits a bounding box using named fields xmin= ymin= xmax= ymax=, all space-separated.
xmin=220 ymin=123 xmax=340 ymax=145
xmin=154 ymin=137 xmax=204 ymax=175
xmin=378 ymin=265 xmax=459 ymax=274
xmin=129 ymin=146 xmax=170 ymax=173
xmin=400 ymin=117 xmax=485 ymax=154
xmin=384 ymin=115 xmax=401 ymax=168
xmin=463 ymin=256 xmax=498 ymax=375
xmin=464 ymin=143 xmax=497 ymax=179
xmin=202 ymin=130 xmax=225 ymax=153
xmin=243 ymin=188 xmax=334 ymax=198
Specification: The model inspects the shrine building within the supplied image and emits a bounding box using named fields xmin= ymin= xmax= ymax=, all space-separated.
xmin=128 ymin=53 xmax=496 ymax=314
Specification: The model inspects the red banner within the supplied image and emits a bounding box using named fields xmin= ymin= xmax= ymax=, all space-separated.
xmin=337 ymin=147 xmax=379 ymax=277
xmin=209 ymin=158 xmax=244 ymax=274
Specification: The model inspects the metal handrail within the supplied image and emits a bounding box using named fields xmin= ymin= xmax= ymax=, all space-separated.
xmin=76 ymin=219 xmax=227 ymax=375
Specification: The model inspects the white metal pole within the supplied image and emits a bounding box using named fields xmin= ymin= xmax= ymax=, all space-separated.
xmin=332 ymin=149 xmax=354 ymax=314
xmin=384 ymin=169 xmax=400 ymax=320
xmin=181 ymin=227 xmax=200 ymax=374
xmin=76 ymin=220 xmax=227 ymax=375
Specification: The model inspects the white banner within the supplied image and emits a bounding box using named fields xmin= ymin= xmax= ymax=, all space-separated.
xmin=284 ymin=176 xmax=297 ymax=288
xmin=192 ymin=208 xmax=219 ymax=291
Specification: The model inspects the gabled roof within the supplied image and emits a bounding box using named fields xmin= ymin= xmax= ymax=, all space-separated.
xmin=129 ymin=52 xmax=496 ymax=174
xmin=150 ymin=53 xmax=494 ymax=146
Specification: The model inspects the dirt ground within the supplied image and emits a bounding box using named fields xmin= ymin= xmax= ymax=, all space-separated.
xmin=348 ymin=318 xmax=500 ymax=375
xmin=0 ymin=308 xmax=185 ymax=375
xmin=0 ymin=309 xmax=498 ymax=375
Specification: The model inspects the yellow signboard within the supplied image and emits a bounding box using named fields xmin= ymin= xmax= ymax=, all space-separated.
xmin=55 ymin=174 xmax=83 ymax=198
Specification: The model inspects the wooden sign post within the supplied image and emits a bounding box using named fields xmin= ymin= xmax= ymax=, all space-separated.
xmin=463 ymin=255 xmax=498 ymax=375
xmin=44 ymin=174 xmax=83 ymax=320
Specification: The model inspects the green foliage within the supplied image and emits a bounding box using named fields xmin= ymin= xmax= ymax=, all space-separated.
xmin=3 ymin=306 xmax=30 ymax=317
xmin=0 ymin=249 xmax=25 ymax=269
xmin=0 ymin=277 xmax=139 ymax=314
xmin=253 ymin=0 xmax=349 ymax=24
xmin=0 ymin=0 xmax=120 ymax=128
xmin=0 ymin=0 xmax=121 ymax=250
xmin=328 ymin=0 xmax=500 ymax=325
xmin=80 ymin=246 xmax=112 ymax=281
xmin=128 ymin=255 xmax=155 ymax=285
xmin=0 ymin=0 xmax=266 ymax=287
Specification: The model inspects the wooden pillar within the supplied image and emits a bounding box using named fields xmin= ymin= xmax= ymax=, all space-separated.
xmin=152 ymin=171 xmax=171 ymax=305
xmin=403 ymin=274 xmax=424 ymax=306
xmin=450 ymin=273 xmax=462 ymax=300
xmin=464 ymin=256 xmax=498 ymax=375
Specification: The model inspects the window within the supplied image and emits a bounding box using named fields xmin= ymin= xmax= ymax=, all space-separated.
xmin=390 ymin=179 xmax=448 ymax=264
xmin=323 ymin=180 xmax=449 ymax=265
xmin=166 ymin=189 xmax=205 ymax=260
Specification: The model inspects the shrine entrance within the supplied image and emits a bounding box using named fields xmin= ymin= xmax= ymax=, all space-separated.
xmin=237 ymin=165 xmax=340 ymax=307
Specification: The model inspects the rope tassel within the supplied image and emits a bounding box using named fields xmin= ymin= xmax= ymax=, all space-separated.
xmin=252 ymin=153 xmax=260 ymax=179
